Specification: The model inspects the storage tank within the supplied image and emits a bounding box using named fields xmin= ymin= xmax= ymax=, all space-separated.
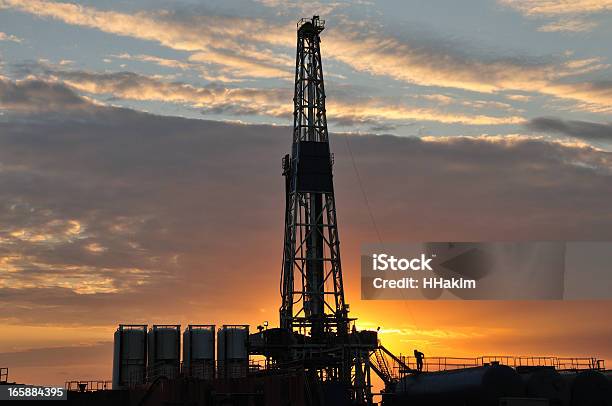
xmin=183 ymin=325 xmax=215 ymax=379
xmin=565 ymin=370 xmax=611 ymax=406
xmin=518 ymin=367 xmax=570 ymax=406
xmin=112 ymin=324 xmax=147 ymax=389
xmin=217 ymin=325 xmax=249 ymax=379
xmin=393 ymin=364 xmax=524 ymax=406
xmin=147 ymin=325 xmax=180 ymax=381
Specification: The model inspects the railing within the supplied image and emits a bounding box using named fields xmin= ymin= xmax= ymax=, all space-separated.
xmin=248 ymin=359 xmax=265 ymax=372
xmin=217 ymin=361 xmax=249 ymax=379
xmin=115 ymin=353 xmax=608 ymax=389
xmin=397 ymin=355 xmax=606 ymax=373
xmin=556 ymin=357 xmax=605 ymax=371
xmin=182 ymin=361 xmax=215 ymax=380
xmin=146 ymin=364 xmax=180 ymax=382
xmin=121 ymin=359 xmax=256 ymax=387
xmin=65 ymin=380 xmax=112 ymax=392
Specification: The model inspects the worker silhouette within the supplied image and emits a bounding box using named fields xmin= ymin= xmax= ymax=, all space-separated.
xmin=414 ymin=349 xmax=424 ymax=372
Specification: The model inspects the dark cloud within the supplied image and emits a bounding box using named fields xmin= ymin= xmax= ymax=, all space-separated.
xmin=7 ymin=64 xmax=291 ymax=118
xmin=368 ymin=123 xmax=399 ymax=133
xmin=0 ymin=79 xmax=89 ymax=112
xmin=0 ymin=342 xmax=112 ymax=368
xmin=527 ymin=117 xmax=612 ymax=141
xmin=18 ymin=64 xmax=289 ymax=111
xmin=1 ymin=78 xmax=612 ymax=330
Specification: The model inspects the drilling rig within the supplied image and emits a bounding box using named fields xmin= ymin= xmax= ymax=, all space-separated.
xmin=280 ymin=15 xmax=378 ymax=404
xmin=280 ymin=14 xmax=346 ymax=345
xmin=251 ymin=16 xmax=380 ymax=405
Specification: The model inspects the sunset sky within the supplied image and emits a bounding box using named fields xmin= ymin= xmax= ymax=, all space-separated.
xmin=0 ymin=0 xmax=611 ymax=386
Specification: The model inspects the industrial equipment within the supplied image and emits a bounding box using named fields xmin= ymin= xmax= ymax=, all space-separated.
xmin=183 ymin=324 xmax=215 ymax=380
xmin=218 ymin=325 xmax=249 ymax=379
xmin=147 ymin=325 xmax=181 ymax=381
xmin=112 ymin=324 xmax=147 ymax=389
xmin=391 ymin=364 xmax=524 ymax=406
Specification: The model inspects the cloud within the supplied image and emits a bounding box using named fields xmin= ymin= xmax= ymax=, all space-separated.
xmin=4 ymin=68 xmax=291 ymax=116
xmin=537 ymin=18 xmax=599 ymax=32
xmin=505 ymin=94 xmax=532 ymax=102
xmin=1 ymin=78 xmax=612 ymax=329
xmin=0 ymin=31 xmax=22 ymax=42
xmin=500 ymin=0 xmax=612 ymax=16
xmin=542 ymin=80 xmax=612 ymax=113
xmin=325 ymin=30 xmax=611 ymax=108
xmin=9 ymin=68 xmax=523 ymax=126
xmin=111 ymin=53 xmax=193 ymax=71
xmin=415 ymin=94 xmax=523 ymax=113
xmin=49 ymin=70 xmax=290 ymax=112
xmin=254 ymin=0 xmax=347 ymax=16
xmin=326 ymin=30 xmax=572 ymax=93
xmin=0 ymin=78 xmax=93 ymax=112
xmin=1 ymin=0 xmax=610 ymax=110
xmin=328 ymin=100 xmax=524 ymax=125
xmin=500 ymin=0 xmax=612 ymax=32
xmin=527 ymin=117 xmax=612 ymax=141
xmin=0 ymin=0 xmax=294 ymax=80
xmin=0 ymin=342 xmax=112 ymax=368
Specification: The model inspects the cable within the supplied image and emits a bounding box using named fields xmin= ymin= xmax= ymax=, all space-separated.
xmin=341 ymin=133 xmax=420 ymax=336
xmin=343 ymin=134 xmax=382 ymax=244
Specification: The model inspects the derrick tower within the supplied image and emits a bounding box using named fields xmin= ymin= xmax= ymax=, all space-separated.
xmin=280 ymin=15 xmax=349 ymax=342
xmin=274 ymin=17 xmax=377 ymax=405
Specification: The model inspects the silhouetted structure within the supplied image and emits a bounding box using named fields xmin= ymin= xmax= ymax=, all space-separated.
xmin=280 ymin=15 xmax=347 ymax=339
xmin=276 ymin=15 xmax=378 ymax=404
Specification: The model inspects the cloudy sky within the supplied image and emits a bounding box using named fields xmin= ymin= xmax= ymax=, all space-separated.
xmin=0 ymin=0 xmax=611 ymax=386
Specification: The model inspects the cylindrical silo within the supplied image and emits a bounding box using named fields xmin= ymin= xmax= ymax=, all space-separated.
xmin=393 ymin=364 xmax=524 ymax=406
xmin=518 ymin=367 xmax=570 ymax=406
xmin=183 ymin=325 xmax=215 ymax=380
xmin=147 ymin=325 xmax=181 ymax=381
xmin=112 ymin=324 xmax=147 ymax=389
xmin=217 ymin=325 xmax=249 ymax=379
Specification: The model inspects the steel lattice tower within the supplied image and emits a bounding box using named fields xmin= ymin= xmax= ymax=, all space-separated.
xmin=280 ymin=16 xmax=350 ymax=341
